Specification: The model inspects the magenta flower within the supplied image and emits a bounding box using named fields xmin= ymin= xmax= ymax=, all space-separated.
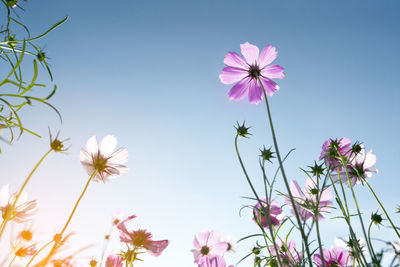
xmin=319 ymin=138 xmax=352 ymax=169
xmin=219 ymin=42 xmax=285 ymax=104
xmin=117 ymin=215 xmax=169 ymax=257
xmin=332 ymin=145 xmax=378 ymax=186
xmin=314 ymin=247 xmax=352 ymax=267
xmin=270 ymin=240 xmax=302 ymax=267
xmin=285 ymin=177 xmax=333 ymax=221
xmin=105 ymin=255 xmax=123 ymax=267
xmin=191 ymin=231 xmax=228 ymax=263
xmin=80 ymin=135 xmax=129 ymax=183
xmin=253 ymin=198 xmax=284 ymax=228
xmin=198 ymin=255 xmax=234 ymax=267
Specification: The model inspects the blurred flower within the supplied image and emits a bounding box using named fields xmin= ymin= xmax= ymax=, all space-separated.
xmin=253 ymin=198 xmax=284 ymax=228
xmin=89 ymin=259 xmax=98 ymax=267
xmin=80 ymin=135 xmax=129 ymax=183
xmin=106 ymin=255 xmax=123 ymax=267
xmin=198 ymin=255 xmax=234 ymax=267
xmin=270 ymin=239 xmax=302 ymax=267
xmin=221 ymin=236 xmax=237 ymax=254
xmin=191 ymin=231 xmax=228 ymax=263
xmin=112 ymin=211 xmax=124 ymax=226
xmin=313 ymin=247 xmax=352 ymax=267
xmin=319 ymin=138 xmax=352 ymax=169
xmin=17 ymin=223 xmax=37 ymax=242
xmin=0 ymin=184 xmax=38 ymax=223
xmin=13 ymin=243 xmax=37 ymax=257
xmin=390 ymin=240 xmax=400 ymax=256
xmin=49 ymin=129 xmax=70 ymax=153
xmin=117 ymin=215 xmax=169 ymax=257
xmin=332 ymin=145 xmax=378 ymax=186
xmin=285 ymin=177 xmax=333 ymax=221
xmin=6 ymin=0 xmax=18 ymax=8
xmin=219 ymin=42 xmax=285 ymax=104
xmin=334 ymin=236 xmax=367 ymax=258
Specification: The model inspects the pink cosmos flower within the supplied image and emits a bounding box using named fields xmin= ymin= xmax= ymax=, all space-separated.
xmin=285 ymin=177 xmax=333 ymax=221
xmin=191 ymin=231 xmax=228 ymax=263
xmin=80 ymin=135 xmax=128 ymax=183
xmin=270 ymin=240 xmax=302 ymax=267
xmin=314 ymin=247 xmax=353 ymax=267
xmin=332 ymin=145 xmax=378 ymax=186
xmin=0 ymin=184 xmax=38 ymax=223
xmin=198 ymin=255 xmax=234 ymax=267
xmin=253 ymin=198 xmax=284 ymax=228
xmin=319 ymin=138 xmax=352 ymax=169
xmin=105 ymin=254 xmax=123 ymax=267
xmin=219 ymin=42 xmax=285 ymax=104
xmin=117 ymin=215 xmax=169 ymax=257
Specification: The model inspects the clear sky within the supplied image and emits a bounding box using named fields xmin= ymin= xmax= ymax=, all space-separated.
xmin=1 ymin=0 xmax=400 ymax=266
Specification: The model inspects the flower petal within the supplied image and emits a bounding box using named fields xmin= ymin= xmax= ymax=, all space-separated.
xmin=261 ymin=64 xmax=285 ymax=79
xmin=248 ymin=79 xmax=263 ymax=104
xmin=145 ymin=240 xmax=169 ymax=257
xmin=100 ymin=135 xmax=117 ymax=157
xmin=219 ymin=67 xmax=248 ymax=84
xmin=260 ymin=77 xmax=279 ymax=97
xmin=223 ymin=52 xmax=248 ymax=69
xmin=240 ymin=42 xmax=259 ymax=65
xmin=108 ymin=148 xmax=129 ymax=165
xmin=227 ymin=77 xmax=251 ymax=101
xmin=258 ymin=45 xmax=278 ymax=68
xmin=0 ymin=184 xmax=10 ymax=207
xmin=86 ymin=136 xmax=99 ymax=155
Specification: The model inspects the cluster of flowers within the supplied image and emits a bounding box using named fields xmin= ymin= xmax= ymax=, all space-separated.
xmin=191 ymin=231 xmax=236 ymax=267
xmin=220 ymin=42 xmax=398 ymax=267
xmin=0 ymin=135 xmax=169 ymax=266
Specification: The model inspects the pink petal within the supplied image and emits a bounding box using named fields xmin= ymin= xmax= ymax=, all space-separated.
xmin=248 ymin=79 xmax=263 ymax=104
xmin=100 ymin=135 xmax=117 ymax=157
xmin=258 ymin=45 xmax=278 ymax=68
xmin=289 ymin=180 xmax=304 ymax=199
xmin=86 ymin=136 xmax=99 ymax=155
xmin=117 ymin=214 xmax=136 ymax=235
xmin=240 ymin=42 xmax=259 ymax=65
xmin=223 ymin=52 xmax=248 ymax=69
xmin=227 ymin=77 xmax=251 ymax=101
xmin=79 ymin=149 xmax=92 ymax=165
xmin=261 ymin=64 xmax=285 ymax=79
xmin=210 ymin=242 xmax=228 ymax=256
xmin=260 ymin=77 xmax=279 ymax=97
xmin=219 ymin=67 xmax=248 ymax=84
xmin=145 ymin=240 xmax=169 ymax=256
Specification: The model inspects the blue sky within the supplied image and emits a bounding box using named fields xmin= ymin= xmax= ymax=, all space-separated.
xmin=1 ymin=0 xmax=400 ymax=266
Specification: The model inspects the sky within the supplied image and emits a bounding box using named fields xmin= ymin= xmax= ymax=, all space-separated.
xmin=1 ymin=0 xmax=400 ymax=266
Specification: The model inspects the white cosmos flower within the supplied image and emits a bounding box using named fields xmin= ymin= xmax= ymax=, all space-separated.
xmin=0 ymin=184 xmax=38 ymax=223
xmin=334 ymin=236 xmax=368 ymax=257
xmin=80 ymin=135 xmax=128 ymax=183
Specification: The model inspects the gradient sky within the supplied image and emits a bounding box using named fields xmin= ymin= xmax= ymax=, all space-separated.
xmin=1 ymin=0 xmax=400 ymax=266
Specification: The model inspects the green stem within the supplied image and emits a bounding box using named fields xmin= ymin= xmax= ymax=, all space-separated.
xmin=368 ymin=221 xmax=377 ymax=261
xmin=314 ymin=177 xmax=326 ymax=267
xmin=234 ymin=136 xmax=283 ymax=267
xmin=341 ymin=157 xmax=376 ymax=263
xmin=258 ymin=78 xmax=313 ymax=266
xmin=363 ymin=178 xmax=400 ymax=239
xmin=327 ymin=167 xmax=367 ymax=266
xmin=0 ymin=148 xmax=52 ymax=238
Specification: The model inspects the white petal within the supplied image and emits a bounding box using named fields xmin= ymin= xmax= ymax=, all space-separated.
xmin=79 ymin=149 xmax=92 ymax=165
xmin=0 ymin=184 xmax=10 ymax=207
xmin=100 ymin=135 xmax=117 ymax=157
xmin=86 ymin=136 xmax=99 ymax=155
xmin=108 ymin=148 xmax=128 ymax=165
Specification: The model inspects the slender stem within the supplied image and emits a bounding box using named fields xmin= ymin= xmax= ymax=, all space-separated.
xmin=363 ymin=178 xmax=400 ymax=239
xmin=37 ymin=170 xmax=97 ymax=265
xmin=100 ymin=224 xmax=114 ymax=265
xmin=0 ymin=148 xmax=52 ymax=238
xmin=59 ymin=170 xmax=97 ymax=237
xmin=368 ymin=221 xmax=377 ymax=261
xmin=25 ymin=240 xmax=54 ymax=267
xmin=258 ymin=78 xmax=313 ymax=266
xmin=340 ymin=156 xmax=376 ymax=263
xmin=7 ymin=255 xmax=16 ymax=267
xmin=326 ymin=166 xmax=367 ymax=266
xmin=314 ymin=177 xmax=326 ymax=267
